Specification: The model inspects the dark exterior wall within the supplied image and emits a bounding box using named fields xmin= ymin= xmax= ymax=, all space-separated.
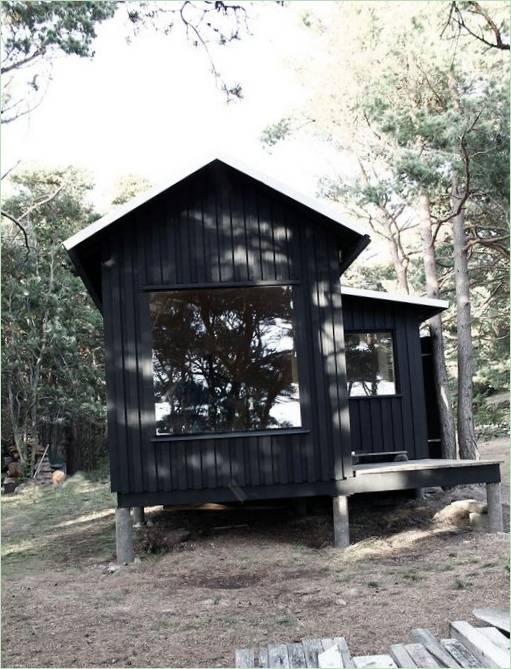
xmin=101 ymin=163 xmax=352 ymax=499
xmin=342 ymin=295 xmax=429 ymax=460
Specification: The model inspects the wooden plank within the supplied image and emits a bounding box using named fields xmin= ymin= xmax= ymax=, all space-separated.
xmin=404 ymin=643 xmax=440 ymax=667
xmin=287 ymin=644 xmax=307 ymax=668
xmin=389 ymin=644 xmax=417 ymax=667
xmin=473 ymin=609 xmax=510 ymax=634
xmin=333 ymin=638 xmax=354 ymax=668
xmin=235 ymin=648 xmax=255 ymax=668
xmin=352 ymin=655 xmax=397 ymax=668
xmin=410 ymin=628 xmax=461 ymax=667
xmin=440 ymin=639 xmax=482 ymax=668
xmin=450 ymin=621 xmax=509 ymax=668
xmin=257 ymin=646 xmax=270 ymax=668
xmin=302 ymin=639 xmax=324 ymax=668
xmin=318 ymin=644 xmax=344 ymax=668
xmin=477 ymin=627 xmax=510 ymax=651
xmin=268 ymin=643 xmax=291 ymax=668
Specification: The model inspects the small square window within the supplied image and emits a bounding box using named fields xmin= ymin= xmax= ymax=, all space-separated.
xmin=345 ymin=331 xmax=396 ymax=397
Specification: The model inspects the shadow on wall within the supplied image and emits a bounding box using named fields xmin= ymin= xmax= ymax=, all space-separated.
xmin=106 ymin=167 xmax=353 ymax=497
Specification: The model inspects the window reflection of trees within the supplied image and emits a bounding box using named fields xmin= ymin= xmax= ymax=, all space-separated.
xmin=346 ymin=332 xmax=396 ymax=397
xmin=150 ymin=287 xmax=301 ymax=435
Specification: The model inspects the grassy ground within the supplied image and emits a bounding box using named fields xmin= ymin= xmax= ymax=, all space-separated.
xmin=1 ymin=439 xmax=509 ymax=668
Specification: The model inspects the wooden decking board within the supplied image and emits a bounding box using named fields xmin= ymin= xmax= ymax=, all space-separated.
xmin=410 ymin=628 xmax=461 ymax=667
xmin=403 ymin=643 xmax=440 ymax=667
xmin=333 ymin=637 xmax=354 ymax=668
xmin=257 ymin=646 xmax=270 ymax=668
xmin=389 ymin=644 xmax=417 ymax=667
xmin=473 ymin=609 xmax=510 ymax=635
xmin=236 ymin=648 xmax=255 ymax=668
xmin=352 ymin=654 xmax=397 ymax=668
xmin=287 ymin=643 xmax=308 ymax=668
xmin=440 ymin=639 xmax=482 ymax=668
xmin=235 ymin=624 xmax=507 ymax=668
xmin=302 ymin=639 xmax=324 ymax=668
xmin=477 ymin=626 xmax=511 ymax=651
xmin=354 ymin=458 xmax=502 ymax=475
xmin=450 ymin=621 xmax=509 ymax=668
xmin=317 ymin=644 xmax=344 ymax=668
xmin=268 ymin=643 xmax=291 ymax=668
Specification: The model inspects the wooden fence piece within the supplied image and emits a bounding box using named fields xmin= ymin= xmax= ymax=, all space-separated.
xmin=268 ymin=644 xmax=291 ymax=668
xmin=440 ymin=639 xmax=481 ymax=668
xmin=472 ymin=609 xmax=510 ymax=635
xmin=410 ymin=628 xmax=460 ymax=667
xmin=287 ymin=643 xmax=307 ymax=668
xmin=477 ymin=627 xmax=511 ymax=651
xmin=352 ymin=655 xmax=397 ymax=668
xmin=450 ymin=621 xmax=509 ymax=668
xmin=302 ymin=639 xmax=324 ymax=668
xmin=389 ymin=644 xmax=417 ymax=667
xmin=404 ymin=643 xmax=440 ymax=667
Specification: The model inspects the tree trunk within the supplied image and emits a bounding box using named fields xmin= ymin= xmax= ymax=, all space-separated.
xmin=451 ymin=174 xmax=478 ymax=460
xmin=386 ymin=228 xmax=410 ymax=293
xmin=7 ymin=380 xmax=26 ymax=463
xmin=418 ymin=189 xmax=457 ymax=459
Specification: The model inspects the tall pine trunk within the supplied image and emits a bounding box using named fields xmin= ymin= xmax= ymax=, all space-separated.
xmin=418 ymin=189 xmax=457 ymax=459
xmin=451 ymin=173 xmax=478 ymax=459
xmin=386 ymin=225 xmax=409 ymax=293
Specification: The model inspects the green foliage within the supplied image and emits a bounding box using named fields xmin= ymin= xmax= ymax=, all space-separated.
xmin=1 ymin=0 xmax=118 ymax=72
xmin=111 ymin=173 xmax=152 ymax=206
xmin=260 ymin=117 xmax=293 ymax=148
xmin=1 ymin=168 xmax=105 ymax=467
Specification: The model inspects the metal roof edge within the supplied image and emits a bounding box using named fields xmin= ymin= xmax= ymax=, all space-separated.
xmin=340 ymin=286 xmax=449 ymax=311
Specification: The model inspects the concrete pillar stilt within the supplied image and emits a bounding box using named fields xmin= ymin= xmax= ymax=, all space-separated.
xmin=333 ymin=495 xmax=350 ymax=548
xmin=115 ymin=507 xmax=134 ymax=564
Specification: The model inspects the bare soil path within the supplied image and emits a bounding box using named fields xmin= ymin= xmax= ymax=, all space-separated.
xmin=2 ymin=439 xmax=509 ymax=668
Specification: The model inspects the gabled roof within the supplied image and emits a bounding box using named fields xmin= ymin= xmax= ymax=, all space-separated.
xmin=63 ymin=153 xmax=371 ymax=310
xmin=64 ymin=152 xmax=368 ymax=251
xmin=341 ymin=286 xmax=448 ymax=320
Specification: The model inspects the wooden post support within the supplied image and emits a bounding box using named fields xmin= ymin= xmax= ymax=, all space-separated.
xmin=333 ymin=495 xmax=350 ymax=548
xmin=115 ymin=507 xmax=134 ymax=564
xmin=132 ymin=506 xmax=145 ymax=526
xmin=486 ymin=482 xmax=504 ymax=532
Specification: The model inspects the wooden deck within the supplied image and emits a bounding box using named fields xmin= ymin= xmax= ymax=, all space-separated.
xmin=343 ymin=458 xmax=502 ymax=495
xmin=235 ymin=610 xmax=510 ymax=668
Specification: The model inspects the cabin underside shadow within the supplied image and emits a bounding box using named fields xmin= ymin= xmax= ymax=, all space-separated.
xmin=114 ymin=458 xmax=504 ymax=563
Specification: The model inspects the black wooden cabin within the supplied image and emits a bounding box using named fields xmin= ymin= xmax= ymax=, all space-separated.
xmin=64 ymin=155 xmax=503 ymax=558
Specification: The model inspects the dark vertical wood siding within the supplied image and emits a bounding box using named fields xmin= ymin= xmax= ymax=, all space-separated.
xmin=342 ymin=296 xmax=428 ymax=459
xmin=101 ymin=163 xmax=352 ymax=495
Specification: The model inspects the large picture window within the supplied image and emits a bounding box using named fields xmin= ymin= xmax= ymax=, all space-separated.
xmin=150 ymin=286 xmax=302 ymax=436
xmin=345 ymin=331 xmax=396 ymax=397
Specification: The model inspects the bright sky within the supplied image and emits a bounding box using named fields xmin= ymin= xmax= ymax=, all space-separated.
xmin=3 ymin=1 xmax=357 ymax=215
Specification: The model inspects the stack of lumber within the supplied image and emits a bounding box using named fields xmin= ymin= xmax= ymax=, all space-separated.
xmin=235 ymin=609 xmax=510 ymax=668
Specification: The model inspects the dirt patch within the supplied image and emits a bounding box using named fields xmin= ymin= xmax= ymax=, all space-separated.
xmin=2 ymin=440 xmax=509 ymax=668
